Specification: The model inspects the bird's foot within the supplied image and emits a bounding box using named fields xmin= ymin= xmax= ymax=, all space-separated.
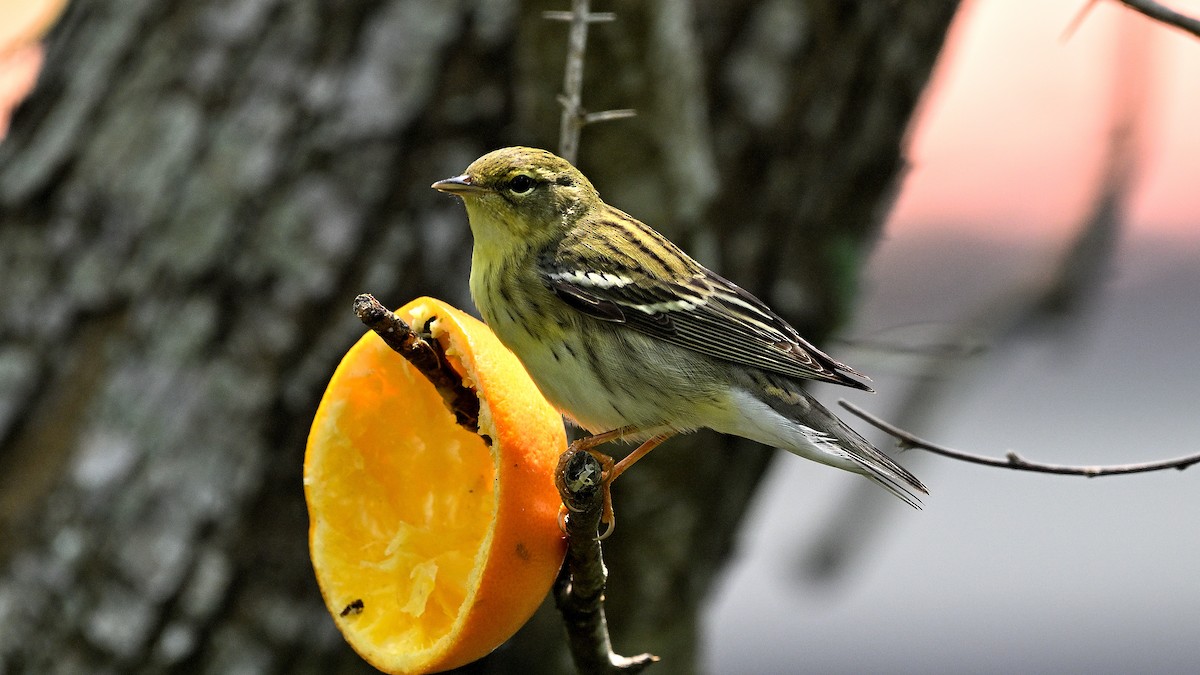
xmin=555 ymin=442 xmax=617 ymax=540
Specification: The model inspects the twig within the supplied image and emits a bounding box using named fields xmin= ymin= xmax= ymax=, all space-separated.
xmin=1117 ymin=0 xmax=1200 ymax=38
xmin=840 ymin=400 xmax=1200 ymax=476
xmin=543 ymin=10 xmax=617 ymax=23
xmin=583 ymin=108 xmax=638 ymax=125
xmin=1071 ymin=1 xmax=1200 ymax=40
xmin=550 ymin=0 xmax=594 ymax=164
xmin=1063 ymin=0 xmax=1102 ymax=41
xmin=546 ymin=0 xmax=635 ymax=163
xmin=554 ymin=449 xmax=659 ymax=674
xmin=352 ymin=294 xmax=479 ymax=432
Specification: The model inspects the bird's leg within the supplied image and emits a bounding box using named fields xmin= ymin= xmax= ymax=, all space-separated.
xmin=608 ymin=432 xmax=674 ymax=482
xmin=592 ymin=432 xmax=674 ymax=538
xmin=567 ymin=425 xmax=640 ymax=453
xmin=556 ymin=427 xmax=632 ymax=520
xmin=557 ymin=427 xmax=676 ymax=540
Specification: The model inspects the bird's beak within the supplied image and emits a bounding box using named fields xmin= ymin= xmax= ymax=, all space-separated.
xmin=431 ymin=174 xmax=487 ymax=195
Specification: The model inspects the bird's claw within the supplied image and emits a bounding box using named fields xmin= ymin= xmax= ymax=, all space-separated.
xmin=597 ymin=485 xmax=616 ymax=540
xmin=559 ymin=497 xmax=616 ymax=540
xmin=555 ymin=445 xmax=619 ymax=539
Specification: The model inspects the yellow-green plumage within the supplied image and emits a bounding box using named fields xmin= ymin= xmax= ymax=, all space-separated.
xmin=433 ymin=147 xmax=927 ymax=508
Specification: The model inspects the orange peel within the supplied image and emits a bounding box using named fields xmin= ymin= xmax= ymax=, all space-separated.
xmin=305 ymin=297 xmax=567 ymax=674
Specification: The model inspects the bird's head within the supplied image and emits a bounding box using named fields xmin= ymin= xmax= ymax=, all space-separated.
xmin=432 ymin=147 xmax=600 ymax=254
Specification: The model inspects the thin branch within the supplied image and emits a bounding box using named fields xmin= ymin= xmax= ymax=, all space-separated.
xmin=543 ymin=10 xmax=617 ymax=23
xmin=546 ymin=0 xmax=635 ymax=163
xmin=554 ymin=0 xmax=591 ymax=163
xmin=840 ymin=400 xmax=1200 ymax=476
xmin=1063 ymin=0 xmax=1102 ymax=41
xmin=353 ymin=294 xmax=479 ymax=431
xmin=554 ymin=449 xmax=659 ymax=674
xmin=583 ymin=108 xmax=638 ymax=125
xmin=1117 ymin=0 xmax=1200 ymax=39
xmin=1066 ymin=1 xmax=1200 ymax=45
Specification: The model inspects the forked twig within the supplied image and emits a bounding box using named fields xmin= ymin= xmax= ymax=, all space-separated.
xmin=546 ymin=0 xmax=636 ymax=163
xmin=840 ymin=400 xmax=1200 ymax=476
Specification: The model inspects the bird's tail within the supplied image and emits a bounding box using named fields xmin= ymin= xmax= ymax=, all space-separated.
xmin=796 ymin=395 xmax=927 ymax=508
xmin=727 ymin=372 xmax=928 ymax=508
xmin=830 ymin=418 xmax=927 ymax=509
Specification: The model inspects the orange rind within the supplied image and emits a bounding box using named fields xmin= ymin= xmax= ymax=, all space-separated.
xmin=305 ymin=297 xmax=567 ymax=674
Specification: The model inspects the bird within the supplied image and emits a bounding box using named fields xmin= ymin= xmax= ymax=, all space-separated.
xmin=432 ymin=146 xmax=926 ymax=529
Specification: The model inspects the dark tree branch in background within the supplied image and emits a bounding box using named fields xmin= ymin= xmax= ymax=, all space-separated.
xmin=1118 ymin=0 xmax=1200 ymax=38
xmin=545 ymin=0 xmax=635 ymax=164
xmin=1069 ymin=0 xmax=1200 ymax=40
xmin=841 ymin=400 xmax=1200 ymax=476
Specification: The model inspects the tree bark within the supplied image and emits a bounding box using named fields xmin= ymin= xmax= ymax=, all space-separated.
xmin=0 ymin=1 xmax=959 ymax=672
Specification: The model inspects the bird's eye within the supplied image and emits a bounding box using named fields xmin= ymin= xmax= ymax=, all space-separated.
xmin=507 ymin=174 xmax=535 ymax=195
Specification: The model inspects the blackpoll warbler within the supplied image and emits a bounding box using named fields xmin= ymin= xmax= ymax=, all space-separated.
xmin=433 ymin=147 xmax=926 ymax=515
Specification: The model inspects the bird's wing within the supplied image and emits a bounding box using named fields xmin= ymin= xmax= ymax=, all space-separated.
xmin=538 ymin=247 xmax=872 ymax=391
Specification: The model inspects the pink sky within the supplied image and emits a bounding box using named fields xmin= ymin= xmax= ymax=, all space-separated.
xmin=890 ymin=0 xmax=1200 ymax=241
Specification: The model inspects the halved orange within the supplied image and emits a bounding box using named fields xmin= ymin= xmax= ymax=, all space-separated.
xmin=305 ymin=297 xmax=567 ymax=674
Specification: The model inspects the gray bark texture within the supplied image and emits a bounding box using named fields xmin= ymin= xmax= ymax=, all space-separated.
xmin=0 ymin=1 xmax=959 ymax=673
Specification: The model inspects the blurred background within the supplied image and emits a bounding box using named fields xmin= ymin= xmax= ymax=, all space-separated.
xmin=1 ymin=0 xmax=1197 ymax=673
xmin=710 ymin=1 xmax=1200 ymax=673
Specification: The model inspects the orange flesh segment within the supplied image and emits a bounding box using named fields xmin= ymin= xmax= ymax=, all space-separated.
xmin=305 ymin=297 xmax=567 ymax=674
xmin=307 ymin=347 xmax=494 ymax=654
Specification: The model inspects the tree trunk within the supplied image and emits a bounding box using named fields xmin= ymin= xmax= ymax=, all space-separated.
xmin=0 ymin=1 xmax=958 ymax=672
